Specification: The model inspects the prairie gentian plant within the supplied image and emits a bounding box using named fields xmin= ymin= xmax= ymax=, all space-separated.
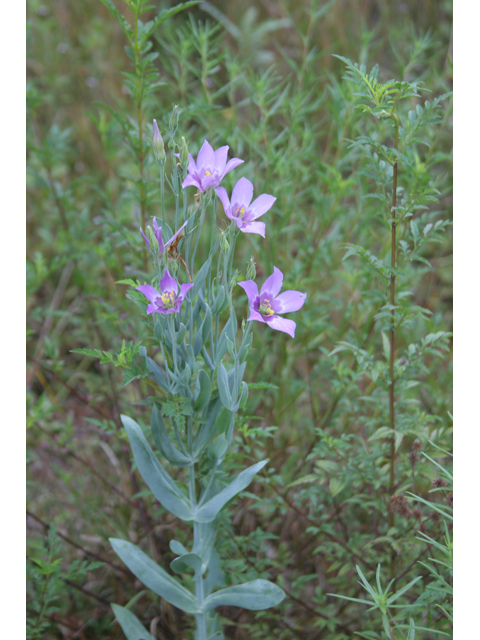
xmin=107 ymin=130 xmax=306 ymax=640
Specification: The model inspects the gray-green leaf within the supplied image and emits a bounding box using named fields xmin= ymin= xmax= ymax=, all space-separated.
xmin=151 ymin=406 xmax=192 ymax=467
xmin=122 ymin=415 xmax=193 ymax=520
xmin=111 ymin=604 xmax=154 ymax=640
xmin=110 ymin=539 xmax=198 ymax=614
xmin=202 ymin=579 xmax=285 ymax=611
xmin=193 ymin=460 xmax=267 ymax=522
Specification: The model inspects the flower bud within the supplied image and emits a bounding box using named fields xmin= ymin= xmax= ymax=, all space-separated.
xmin=146 ymin=226 xmax=159 ymax=254
xmin=152 ymin=119 xmax=165 ymax=163
xmin=230 ymin=269 xmax=239 ymax=289
xmin=246 ymin=256 xmax=256 ymax=280
xmin=169 ymin=105 xmax=179 ymax=130
xmin=219 ymin=230 xmax=230 ymax=254
xmin=170 ymin=259 xmax=180 ymax=278
xmin=180 ymin=136 xmax=188 ymax=166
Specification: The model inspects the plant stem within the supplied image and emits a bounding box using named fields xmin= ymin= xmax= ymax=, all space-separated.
xmin=160 ymin=163 xmax=166 ymax=227
xmin=169 ymin=315 xmax=178 ymax=374
xmin=389 ymin=114 xmax=399 ymax=579
xmin=189 ymin=456 xmax=207 ymax=639
xmin=132 ymin=6 xmax=147 ymax=271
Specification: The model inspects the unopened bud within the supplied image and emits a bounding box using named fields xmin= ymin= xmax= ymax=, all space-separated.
xmin=378 ymin=110 xmax=391 ymax=120
xmin=152 ymin=119 xmax=165 ymax=163
xmin=219 ymin=230 xmax=230 ymax=254
xmin=180 ymin=137 xmax=188 ymax=166
xmin=246 ymin=257 xmax=256 ymax=280
xmin=170 ymin=259 xmax=180 ymax=277
xmin=230 ymin=269 xmax=239 ymax=288
xmin=169 ymin=105 xmax=179 ymax=130
xmin=146 ymin=226 xmax=159 ymax=253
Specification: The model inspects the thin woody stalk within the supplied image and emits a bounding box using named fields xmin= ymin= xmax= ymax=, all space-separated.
xmin=132 ymin=6 xmax=147 ymax=271
xmin=388 ymin=114 xmax=399 ymax=518
xmin=388 ymin=114 xmax=399 ymax=583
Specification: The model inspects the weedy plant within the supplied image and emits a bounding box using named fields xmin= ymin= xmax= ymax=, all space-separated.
xmin=26 ymin=524 xmax=103 ymax=639
xmin=307 ymin=58 xmax=453 ymax=637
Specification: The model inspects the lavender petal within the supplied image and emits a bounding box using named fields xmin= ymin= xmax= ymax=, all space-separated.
xmin=222 ymin=157 xmax=244 ymax=178
xmin=215 ymin=186 xmax=231 ymax=215
xmin=166 ymin=220 xmax=188 ymax=248
xmin=266 ymin=315 xmax=296 ymax=338
xmin=182 ymin=174 xmax=201 ymax=190
xmin=240 ymin=221 xmax=266 ymax=238
xmin=140 ymin=227 xmax=150 ymax=250
xmin=272 ymin=290 xmax=306 ymax=314
xmin=152 ymin=218 xmax=165 ymax=253
xmin=249 ymin=193 xmax=276 ymax=218
xmin=178 ymin=282 xmax=194 ymax=303
xmin=247 ymin=308 xmax=266 ymax=324
xmin=160 ymin=269 xmax=178 ymax=295
xmin=197 ymin=140 xmax=215 ymax=171
xmin=232 ymin=177 xmax=254 ymax=207
xmin=260 ymin=267 xmax=284 ymax=298
xmin=137 ymin=284 xmax=161 ymax=304
xmin=214 ymin=146 xmax=229 ymax=174
xmin=238 ymin=280 xmax=259 ymax=307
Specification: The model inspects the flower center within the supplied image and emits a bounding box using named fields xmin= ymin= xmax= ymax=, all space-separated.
xmin=235 ymin=205 xmax=246 ymax=219
xmin=259 ymin=298 xmax=274 ymax=317
xmin=160 ymin=290 xmax=176 ymax=309
xmin=205 ymin=169 xmax=212 ymax=176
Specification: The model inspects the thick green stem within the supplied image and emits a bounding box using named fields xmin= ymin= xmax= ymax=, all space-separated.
xmin=189 ymin=451 xmax=207 ymax=639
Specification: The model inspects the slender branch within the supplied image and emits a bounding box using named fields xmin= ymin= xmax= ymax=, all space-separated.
xmin=389 ymin=113 xmax=400 ymax=581
xmin=269 ymin=482 xmax=376 ymax=572
xmin=132 ymin=6 xmax=148 ymax=271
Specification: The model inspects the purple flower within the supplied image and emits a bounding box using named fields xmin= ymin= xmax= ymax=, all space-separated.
xmin=215 ymin=177 xmax=275 ymax=238
xmin=238 ymin=267 xmax=306 ymax=338
xmin=136 ymin=269 xmax=193 ymax=315
xmin=140 ymin=218 xmax=188 ymax=254
xmin=181 ymin=140 xmax=243 ymax=192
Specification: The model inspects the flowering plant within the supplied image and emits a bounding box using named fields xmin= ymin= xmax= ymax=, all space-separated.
xmin=106 ymin=128 xmax=306 ymax=640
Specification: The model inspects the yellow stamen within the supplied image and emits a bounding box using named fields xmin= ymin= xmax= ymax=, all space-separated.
xmin=205 ymin=170 xmax=212 ymax=176
xmin=161 ymin=290 xmax=176 ymax=309
xmin=259 ymin=299 xmax=274 ymax=317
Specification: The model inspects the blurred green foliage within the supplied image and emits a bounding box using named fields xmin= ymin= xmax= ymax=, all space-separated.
xmin=27 ymin=0 xmax=452 ymax=638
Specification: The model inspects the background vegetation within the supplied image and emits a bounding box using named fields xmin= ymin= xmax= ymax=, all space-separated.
xmin=26 ymin=0 xmax=453 ymax=638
